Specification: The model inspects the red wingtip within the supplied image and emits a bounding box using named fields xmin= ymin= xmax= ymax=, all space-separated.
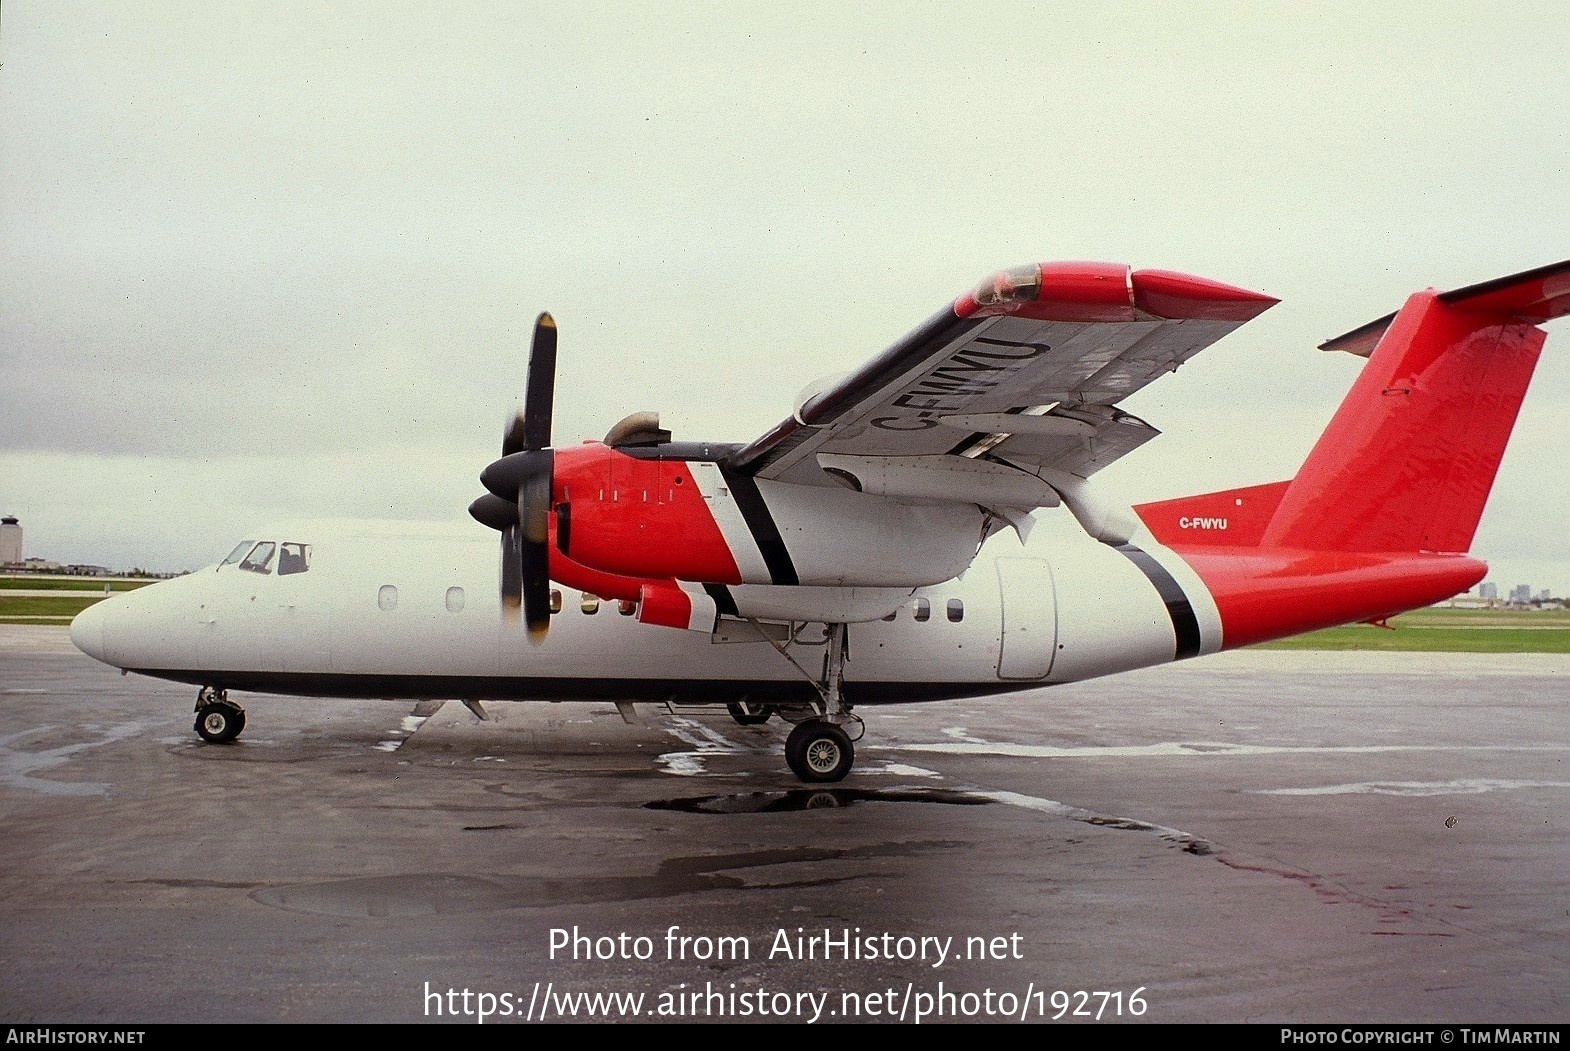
xmin=955 ymin=262 xmax=1277 ymax=323
xmin=1131 ymin=269 xmax=1280 ymax=322
xmin=956 ymin=261 xmax=1134 ymax=322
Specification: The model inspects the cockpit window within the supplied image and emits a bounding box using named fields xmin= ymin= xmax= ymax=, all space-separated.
xmin=239 ymin=541 xmax=276 ymax=574
xmin=278 ymin=542 xmax=311 ymax=576
xmin=221 ymin=541 xmax=255 ymax=567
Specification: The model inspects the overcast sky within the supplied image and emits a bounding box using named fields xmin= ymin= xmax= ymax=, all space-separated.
xmin=3 ymin=3 xmax=1568 ymax=592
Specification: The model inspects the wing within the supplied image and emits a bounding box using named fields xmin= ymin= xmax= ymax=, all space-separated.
xmin=727 ymin=262 xmax=1277 ymax=501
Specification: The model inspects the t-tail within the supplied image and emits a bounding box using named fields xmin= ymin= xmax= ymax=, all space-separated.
xmin=1135 ymin=260 xmax=1570 ymax=648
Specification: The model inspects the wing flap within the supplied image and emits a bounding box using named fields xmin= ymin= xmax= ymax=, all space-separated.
xmin=992 ymin=409 xmax=1160 ymax=479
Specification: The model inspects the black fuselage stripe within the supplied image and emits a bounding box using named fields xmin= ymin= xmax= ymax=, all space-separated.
xmin=702 ymin=583 xmax=739 ymax=617
xmin=719 ymin=467 xmax=799 ymax=586
xmin=1115 ymin=543 xmax=1202 ymax=660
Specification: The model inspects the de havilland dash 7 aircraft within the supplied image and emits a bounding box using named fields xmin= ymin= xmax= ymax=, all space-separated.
xmin=71 ymin=259 xmax=1570 ymax=782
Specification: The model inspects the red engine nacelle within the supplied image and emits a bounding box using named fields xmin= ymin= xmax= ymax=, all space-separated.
xmin=543 ymin=514 xmax=653 ymax=603
xmin=551 ymin=443 xmax=743 ymax=585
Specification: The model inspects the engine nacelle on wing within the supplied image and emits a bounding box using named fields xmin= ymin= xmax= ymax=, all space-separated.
xmin=552 ymin=444 xmax=744 ymax=583
xmin=551 ymin=443 xmax=985 ymax=589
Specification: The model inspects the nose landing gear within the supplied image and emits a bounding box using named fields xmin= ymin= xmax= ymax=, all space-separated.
xmin=193 ymin=686 xmax=246 ymax=743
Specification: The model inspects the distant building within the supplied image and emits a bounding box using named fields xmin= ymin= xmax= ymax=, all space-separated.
xmin=0 ymin=516 xmax=21 ymax=567
xmin=1479 ymin=582 xmax=1499 ymax=601
xmin=1510 ymin=584 xmax=1534 ymax=606
xmin=1538 ymin=588 xmax=1553 ymax=603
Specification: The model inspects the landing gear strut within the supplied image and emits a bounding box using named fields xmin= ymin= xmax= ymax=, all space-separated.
xmin=193 ymin=686 xmax=246 ymax=743
xmin=758 ymin=621 xmax=861 ymax=783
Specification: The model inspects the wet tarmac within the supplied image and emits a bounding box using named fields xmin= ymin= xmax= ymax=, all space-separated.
xmin=2 ymin=626 xmax=1567 ymax=1023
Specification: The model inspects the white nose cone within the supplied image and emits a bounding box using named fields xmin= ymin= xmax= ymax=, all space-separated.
xmin=70 ymin=600 xmax=109 ymax=664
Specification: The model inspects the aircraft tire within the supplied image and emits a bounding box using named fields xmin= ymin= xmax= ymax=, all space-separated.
xmin=195 ymin=703 xmax=245 ymax=744
xmin=727 ymin=703 xmax=773 ymax=726
xmin=785 ymin=720 xmax=853 ymax=783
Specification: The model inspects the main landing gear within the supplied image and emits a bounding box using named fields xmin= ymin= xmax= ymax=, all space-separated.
xmin=785 ymin=719 xmax=855 ymax=783
xmin=753 ymin=620 xmax=863 ymax=783
xmin=193 ymin=686 xmax=246 ymax=743
xmin=726 ymin=702 xmax=775 ymax=726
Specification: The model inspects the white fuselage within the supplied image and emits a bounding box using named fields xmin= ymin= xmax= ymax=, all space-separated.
xmin=70 ymin=514 xmax=1221 ymax=705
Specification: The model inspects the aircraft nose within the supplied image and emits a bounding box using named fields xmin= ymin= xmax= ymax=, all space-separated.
xmin=70 ymin=600 xmax=109 ymax=664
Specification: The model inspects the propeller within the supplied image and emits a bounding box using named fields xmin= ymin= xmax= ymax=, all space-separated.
xmin=469 ymin=313 xmax=558 ymax=642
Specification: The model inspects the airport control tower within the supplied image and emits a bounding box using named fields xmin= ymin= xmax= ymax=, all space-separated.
xmin=1 ymin=516 xmax=21 ymax=567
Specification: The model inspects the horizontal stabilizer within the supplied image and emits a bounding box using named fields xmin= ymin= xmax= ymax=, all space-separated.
xmin=1440 ymin=258 xmax=1570 ymax=322
xmin=1321 ymin=259 xmax=1570 ymax=358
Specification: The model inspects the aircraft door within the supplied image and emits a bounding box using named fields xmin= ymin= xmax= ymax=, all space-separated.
xmin=276 ymin=544 xmax=330 ymax=671
xmin=995 ymin=557 xmax=1056 ymax=680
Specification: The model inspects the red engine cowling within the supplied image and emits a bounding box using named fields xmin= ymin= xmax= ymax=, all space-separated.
xmin=551 ymin=443 xmax=743 ymax=583
xmin=544 ymin=517 xmax=717 ymax=633
xmin=545 ymin=514 xmax=654 ymax=603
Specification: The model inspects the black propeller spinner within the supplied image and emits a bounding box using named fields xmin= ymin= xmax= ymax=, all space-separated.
xmin=469 ymin=313 xmax=558 ymax=642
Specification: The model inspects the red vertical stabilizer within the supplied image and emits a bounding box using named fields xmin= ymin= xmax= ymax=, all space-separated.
xmin=1150 ymin=261 xmax=1568 ymax=648
xmin=1262 ymin=263 xmax=1570 ymax=554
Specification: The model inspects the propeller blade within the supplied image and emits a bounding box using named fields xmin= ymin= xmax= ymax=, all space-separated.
xmin=500 ymin=525 xmax=523 ymax=623
xmin=480 ymin=312 xmax=559 ymax=633
xmin=523 ymin=313 xmax=557 ymax=452
xmin=520 ymin=452 xmax=553 ymax=545
xmin=521 ymin=520 xmax=551 ymax=643
xmin=501 ymin=410 xmax=529 ymax=457
xmin=518 ymin=452 xmax=554 ymax=642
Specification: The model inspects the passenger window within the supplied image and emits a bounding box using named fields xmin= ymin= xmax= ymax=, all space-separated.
xmin=947 ymin=598 xmax=964 ymax=623
xmin=445 ymin=586 xmax=464 ymax=613
xmin=378 ymin=585 xmax=398 ymax=611
xmin=549 ymin=589 xmax=562 ymax=614
xmin=240 ymin=542 xmax=276 ymax=574
xmin=618 ymin=600 xmax=636 ymax=617
xmin=881 ymin=610 xmax=897 ymax=622
xmin=278 ymin=542 xmax=311 ymax=576
xmin=580 ymin=593 xmax=600 ymax=615
xmin=912 ymin=597 xmax=930 ymax=622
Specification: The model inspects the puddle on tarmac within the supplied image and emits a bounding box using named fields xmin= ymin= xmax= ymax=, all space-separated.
xmin=645 ymin=787 xmax=994 ymax=814
xmin=249 ymin=840 xmax=961 ymax=917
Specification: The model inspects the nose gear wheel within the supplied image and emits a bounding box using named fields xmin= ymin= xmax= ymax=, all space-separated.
xmin=193 ymin=687 xmax=246 ymax=743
